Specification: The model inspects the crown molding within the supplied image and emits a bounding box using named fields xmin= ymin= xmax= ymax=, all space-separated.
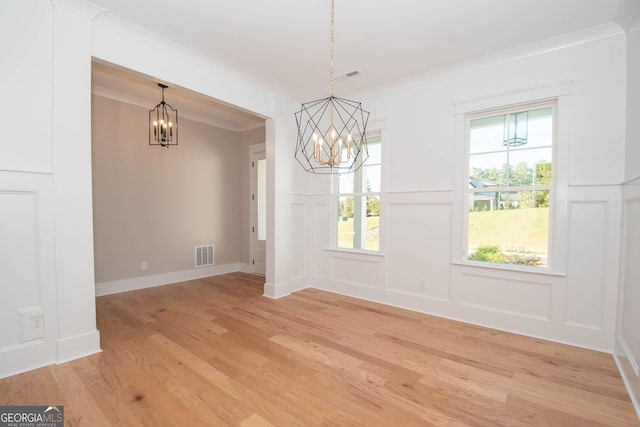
xmin=51 ymin=0 xmax=105 ymax=20
xmin=355 ymin=23 xmax=624 ymax=102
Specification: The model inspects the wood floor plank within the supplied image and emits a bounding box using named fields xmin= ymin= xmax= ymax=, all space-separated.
xmin=0 ymin=272 xmax=637 ymax=426
xmin=47 ymin=363 xmax=111 ymax=427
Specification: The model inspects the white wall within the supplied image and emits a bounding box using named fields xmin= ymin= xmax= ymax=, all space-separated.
xmin=0 ymin=0 xmax=293 ymax=377
xmin=616 ymin=17 xmax=640 ymax=414
xmin=0 ymin=0 xmax=102 ymax=377
xmin=294 ymin=26 xmax=628 ymax=351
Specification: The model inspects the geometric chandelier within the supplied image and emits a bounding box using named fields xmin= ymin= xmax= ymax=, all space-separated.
xmin=294 ymin=0 xmax=369 ymax=174
xmin=149 ymin=83 xmax=178 ymax=147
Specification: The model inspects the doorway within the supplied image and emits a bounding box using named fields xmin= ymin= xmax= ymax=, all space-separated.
xmin=250 ymin=144 xmax=266 ymax=275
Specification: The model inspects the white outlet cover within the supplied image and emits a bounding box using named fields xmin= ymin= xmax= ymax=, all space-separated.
xmin=18 ymin=307 xmax=44 ymax=341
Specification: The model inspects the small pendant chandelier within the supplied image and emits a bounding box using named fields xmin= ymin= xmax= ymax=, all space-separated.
xmin=294 ymin=0 xmax=370 ymax=174
xmin=149 ymin=83 xmax=178 ymax=147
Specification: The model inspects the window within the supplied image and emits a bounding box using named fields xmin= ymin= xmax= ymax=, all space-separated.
xmin=336 ymin=132 xmax=381 ymax=252
xmin=466 ymin=103 xmax=554 ymax=268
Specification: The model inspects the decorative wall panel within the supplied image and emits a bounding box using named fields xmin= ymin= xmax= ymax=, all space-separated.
xmin=459 ymin=273 xmax=552 ymax=320
xmin=387 ymin=202 xmax=451 ymax=301
xmin=0 ymin=192 xmax=39 ymax=349
xmin=565 ymin=202 xmax=607 ymax=329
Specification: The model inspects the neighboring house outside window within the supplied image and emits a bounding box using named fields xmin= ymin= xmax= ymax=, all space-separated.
xmin=466 ymin=103 xmax=554 ymax=268
xmin=336 ymin=132 xmax=382 ymax=252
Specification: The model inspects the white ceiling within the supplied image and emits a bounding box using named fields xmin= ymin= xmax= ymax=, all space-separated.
xmin=89 ymin=0 xmax=636 ymax=131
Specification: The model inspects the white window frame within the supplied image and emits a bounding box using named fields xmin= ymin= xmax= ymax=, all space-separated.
xmin=331 ymin=129 xmax=384 ymax=254
xmin=452 ymin=83 xmax=570 ymax=275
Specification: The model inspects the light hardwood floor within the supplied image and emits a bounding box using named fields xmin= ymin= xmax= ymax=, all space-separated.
xmin=1 ymin=272 xmax=638 ymax=426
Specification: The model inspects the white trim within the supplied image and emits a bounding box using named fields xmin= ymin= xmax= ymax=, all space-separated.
xmin=614 ymin=337 xmax=640 ymax=418
xmin=331 ymin=126 xmax=388 ymax=254
xmin=51 ymin=0 xmax=105 ymax=20
xmin=56 ymin=330 xmax=101 ymax=364
xmin=355 ymin=24 xmax=620 ymax=101
xmin=324 ymin=247 xmax=385 ymax=257
xmin=263 ymin=281 xmax=290 ymax=299
xmin=454 ymin=81 xmax=571 ymax=114
xmin=453 ymin=83 xmax=571 ymax=275
xmin=249 ymin=144 xmax=266 ymax=276
xmin=311 ymin=281 xmax=614 ymax=352
xmin=238 ymin=262 xmax=252 ymax=274
xmin=95 ymin=263 xmax=245 ymax=296
xmin=0 ymin=358 xmax=57 ymax=381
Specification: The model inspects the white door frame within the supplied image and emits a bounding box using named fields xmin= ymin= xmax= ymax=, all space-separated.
xmin=249 ymin=143 xmax=266 ymax=275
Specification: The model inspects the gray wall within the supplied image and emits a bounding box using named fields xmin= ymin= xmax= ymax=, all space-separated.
xmin=92 ymin=95 xmax=263 ymax=283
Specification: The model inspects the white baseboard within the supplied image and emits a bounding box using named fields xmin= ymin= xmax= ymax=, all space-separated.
xmin=289 ymin=274 xmax=310 ymax=294
xmin=0 ymin=358 xmax=56 ymax=380
xmin=614 ymin=336 xmax=640 ymax=419
xmin=56 ymin=329 xmax=101 ymax=364
xmin=95 ymin=263 xmax=245 ymax=296
xmin=263 ymin=281 xmax=291 ymax=299
xmin=238 ymin=262 xmax=252 ymax=273
xmin=0 ymin=340 xmax=56 ymax=379
xmin=312 ymin=278 xmax=616 ymax=352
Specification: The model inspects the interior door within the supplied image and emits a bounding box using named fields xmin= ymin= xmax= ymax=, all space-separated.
xmin=250 ymin=145 xmax=266 ymax=275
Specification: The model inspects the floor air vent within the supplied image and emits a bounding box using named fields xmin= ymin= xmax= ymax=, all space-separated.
xmin=195 ymin=245 xmax=215 ymax=267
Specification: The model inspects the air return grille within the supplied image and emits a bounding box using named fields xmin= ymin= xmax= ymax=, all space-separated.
xmin=195 ymin=245 xmax=215 ymax=267
xmin=335 ymin=69 xmax=361 ymax=81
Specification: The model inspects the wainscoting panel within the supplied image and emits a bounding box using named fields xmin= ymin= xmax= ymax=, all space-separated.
xmin=458 ymin=272 xmax=552 ymax=320
xmin=290 ymin=203 xmax=307 ymax=279
xmin=303 ymin=182 xmax=622 ymax=351
xmin=313 ymin=200 xmax=329 ymax=282
xmin=565 ymin=201 xmax=607 ymax=329
xmin=386 ymin=202 xmax=451 ymax=301
xmin=329 ymin=254 xmax=381 ymax=288
xmin=0 ymin=191 xmax=39 ymax=349
xmin=0 ymin=171 xmax=58 ymax=378
xmin=615 ymin=178 xmax=640 ymax=415
xmin=619 ymin=193 xmax=640 ymax=377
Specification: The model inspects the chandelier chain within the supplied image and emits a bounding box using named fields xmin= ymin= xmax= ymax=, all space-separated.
xmin=329 ymin=0 xmax=335 ymax=97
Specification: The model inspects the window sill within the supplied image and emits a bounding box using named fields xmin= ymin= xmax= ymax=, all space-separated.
xmin=324 ymin=248 xmax=385 ymax=257
xmin=452 ymin=260 xmax=566 ymax=277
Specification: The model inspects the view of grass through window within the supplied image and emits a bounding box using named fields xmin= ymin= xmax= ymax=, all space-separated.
xmin=467 ymin=105 xmax=554 ymax=267
xmin=337 ymin=133 xmax=381 ymax=251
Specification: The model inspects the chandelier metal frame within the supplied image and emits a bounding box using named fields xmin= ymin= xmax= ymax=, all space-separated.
xmin=294 ymin=0 xmax=369 ymax=174
xmin=149 ymin=83 xmax=178 ymax=148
